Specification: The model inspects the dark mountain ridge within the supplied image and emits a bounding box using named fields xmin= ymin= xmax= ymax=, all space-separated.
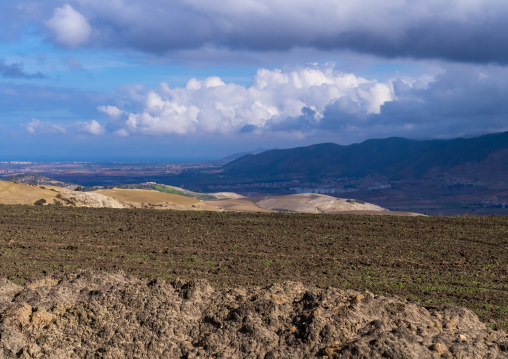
xmin=223 ymin=131 xmax=508 ymax=181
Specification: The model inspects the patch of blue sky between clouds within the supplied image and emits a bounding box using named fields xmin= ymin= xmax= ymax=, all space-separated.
xmin=0 ymin=29 xmax=259 ymax=93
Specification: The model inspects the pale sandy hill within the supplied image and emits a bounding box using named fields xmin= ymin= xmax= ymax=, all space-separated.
xmin=97 ymin=188 xmax=222 ymax=211
xmin=255 ymin=193 xmax=388 ymax=214
xmin=0 ymin=181 xmax=61 ymax=205
xmin=209 ymin=192 xmax=245 ymax=200
xmin=45 ymin=187 xmax=127 ymax=209
xmin=205 ymin=198 xmax=275 ymax=212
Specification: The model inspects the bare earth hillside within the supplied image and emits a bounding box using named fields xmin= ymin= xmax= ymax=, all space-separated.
xmin=0 ymin=182 xmax=60 ymax=205
xmin=254 ymin=193 xmax=388 ymax=213
xmin=47 ymin=187 xmax=128 ymax=208
xmin=0 ymin=271 xmax=506 ymax=358
xmin=0 ymin=182 xmax=127 ymax=208
xmin=97 ymin=188 xmax=222 ymax=211
xmin=204 ymin=198 xmax=276 ymax=212
xmin=206 ymin=194 xmax=391 ymax=214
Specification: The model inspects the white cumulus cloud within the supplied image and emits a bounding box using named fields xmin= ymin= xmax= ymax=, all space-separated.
xmin=45 ymin=4 xmax=91 ymax=48
xmin=97 ymin=105 xmax=125 ymax=118
xmin=76 ymin=120 xmax=105 ymax=135
xmin=99 ymin=65 xmax=394 ymax=136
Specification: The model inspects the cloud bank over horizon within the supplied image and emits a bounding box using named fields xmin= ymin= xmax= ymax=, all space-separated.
xmin=98 ymin=66 xmax=394 ymax=137
xmin=10 ymin=61 xmax=508 ymax=145
xmin=93 ymin=63 xmax=508 ymax=142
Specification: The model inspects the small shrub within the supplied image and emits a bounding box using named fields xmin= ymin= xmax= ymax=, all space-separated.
xmin=34 ymin=199 xmax=46 ymax=206
xmin=75 ymin=186 xmax=83 ymax=192
xmin=347 ymin=199 xmax=365 ymax=204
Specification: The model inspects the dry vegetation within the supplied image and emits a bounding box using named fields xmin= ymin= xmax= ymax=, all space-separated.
xmin=0 ymin=182 xmax=61 ymax=206
xmin=97 ymin=188 xmax=201 ymax=206
xmin=96 ymin=188 xmax=222 ymax=211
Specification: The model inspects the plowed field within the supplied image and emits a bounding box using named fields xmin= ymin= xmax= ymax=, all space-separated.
xmin=0 ymin=205 xmax=506 ymax=330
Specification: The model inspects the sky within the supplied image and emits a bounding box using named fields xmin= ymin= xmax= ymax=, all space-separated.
xmin=1 ymin=0 xmax=508 ymax=161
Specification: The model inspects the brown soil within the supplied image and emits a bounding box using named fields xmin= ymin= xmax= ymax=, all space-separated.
xmin=1 ymin=271 xmax=506 ymax=358
xmin=0 ymin=205 xmax=506 ymax=333
xmin=332 ymin=210 xmax=425 ymax=216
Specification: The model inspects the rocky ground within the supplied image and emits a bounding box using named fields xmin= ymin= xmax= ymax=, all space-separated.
xmin=1 ymin=271 xmax=506 ymax=358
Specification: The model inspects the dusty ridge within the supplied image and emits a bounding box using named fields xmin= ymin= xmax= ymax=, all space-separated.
xmin=0 ymin=271 xmax=506 ymax=358
xmin=204 ymin=197 xmax=276 ymax=212
xmin=255 ymin=193 xmax=388 ymax=214
xmin=0 ymin=181 xmax=127 ymax=208
xmin=209 ymin=192 xmax=245 ymax=200
xmin=0 ymin=182 xmax=59 ymax=205
xmin=97 ymin=188 xmax=222 ymax=211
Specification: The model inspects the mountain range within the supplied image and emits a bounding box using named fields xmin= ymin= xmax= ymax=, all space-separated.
xmin=223 ymin=131 xmax=508 ymax=184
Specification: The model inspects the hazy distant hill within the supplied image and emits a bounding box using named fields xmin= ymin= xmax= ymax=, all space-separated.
xmin=1 ymin=173 xmax=78 ymax=189
xmin=219 ymin=148 xmax=276 ymax=164
xmin=222 ymin=131 xmax=508 ymax=183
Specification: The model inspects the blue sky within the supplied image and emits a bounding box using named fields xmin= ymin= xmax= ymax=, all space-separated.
xmin=1 ymin=0 xmax=508 ymax=161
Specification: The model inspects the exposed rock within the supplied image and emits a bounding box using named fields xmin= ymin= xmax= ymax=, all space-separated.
xmin=51 ymin=188 xmax=129 ymax=208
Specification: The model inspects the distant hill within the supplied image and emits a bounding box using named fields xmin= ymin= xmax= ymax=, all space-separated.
xmin=222 ymin=132 xmax=508 ymax=183
xmin=1 ymin=174 xmax=78 ymax=189
xmin=220 ymin=148 xmax=276 ymax=163
xmin=253 ymin=193 xmax=388 ymax=213
xmin=97 ymin=182 xmax=220 ymax=200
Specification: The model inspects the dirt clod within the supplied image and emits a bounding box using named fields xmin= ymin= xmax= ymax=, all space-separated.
xmin=1 ymin=271 xmax=506 ymax=358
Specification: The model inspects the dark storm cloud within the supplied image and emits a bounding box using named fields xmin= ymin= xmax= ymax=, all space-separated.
xmin=329 ymin=20 xmax=508 ymax=64
xmin=318 ymin=64 xmax=508 ymax=141
xmin=4 ymin=1 xmax=507 ymax=64
xmin=101 ymin=1 xmax=508 ymax=64
xmin=89 ymin=0 xmax=508 ymax=64
xmin=0 ymin=60 xmax=45 ymax=79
